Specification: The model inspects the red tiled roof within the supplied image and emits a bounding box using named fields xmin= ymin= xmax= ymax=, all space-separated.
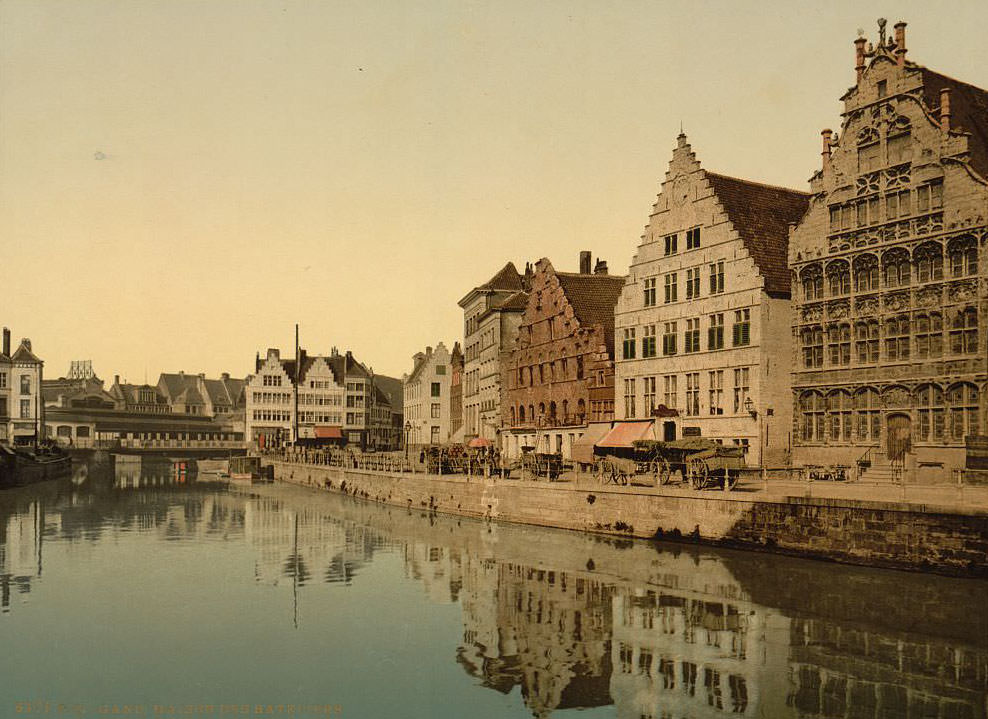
xmin=479 ymin=262 xmax=524 ymax=292
xmin=920 ymin=68 xmax=988 ymax=179
xmin=705 ymin=172 xmax=809 ymax=298
xmin=555 ymin=272 xmax=626 ymax=351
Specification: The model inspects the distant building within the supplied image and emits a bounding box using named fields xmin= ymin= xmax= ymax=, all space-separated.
xmin=788 ymin=21 xmax=988 ymax=477
xmin=0 ymin=328 xmax=43 ymax=445
xmin=501 ymin=255 xmax=625 ymax=460
xmin=449 ymin=342 xmax=464 ymax=441
xmin=108 ymin=376 xmax=171 ymax=414
xmin=402 ymin=343 xmax=452 ymax=446
xmin=246 ymin=347 xmax=398 ymax=450
xmin=613 ymin=135 xmax=808 ymax=465
xmin=458 ymin=263 xmax=531 ymax=442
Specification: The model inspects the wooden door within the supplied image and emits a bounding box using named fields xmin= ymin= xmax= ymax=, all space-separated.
xmin=886 ymin=413 xmax=912 ymax=461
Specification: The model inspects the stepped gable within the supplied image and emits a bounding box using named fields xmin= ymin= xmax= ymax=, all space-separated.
xmin=705 ymin=172 xmax=809 ymax=298
xmin=919 ymin=68 xmax=988 ymax=179
xmin=554 ymin=271 xmax=626 ymax=352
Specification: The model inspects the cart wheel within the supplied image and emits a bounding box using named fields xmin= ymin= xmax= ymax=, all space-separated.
xmin=657 ymin=459 xmax=671 ymax=486
xmin=688 ymin=458 xmax=707 ymax=490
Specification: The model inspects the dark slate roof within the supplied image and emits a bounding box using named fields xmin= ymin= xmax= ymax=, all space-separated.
xmin=373 ymin=375 xmax=403 ymax=412
xmin=920 ymin=68 xmax=988 ymax=179
xmin=176 ymin=385 xmax=205 ymax=405
xmin=496 ymin=290 xmax=529 ymax=312
xmin=11 ymin=342 xmax=41 ymax=363
xmin=705 ymin=172 xmax=809 ymax=298
xmin=479 ymin=262 xmax=523 ymax=292
xmin=555 ymin=272 xmax=626 ymax=352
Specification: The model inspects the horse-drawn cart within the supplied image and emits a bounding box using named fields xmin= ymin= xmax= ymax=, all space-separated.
xmin=593 ymin=438 xmax=745 ymax=490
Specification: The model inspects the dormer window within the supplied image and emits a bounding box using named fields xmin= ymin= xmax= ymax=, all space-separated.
xmin=887 ymin=117 xmax=912 ymax=165
xmin=877 ymin=80 xmax=888 ymax=98
xmin=663 ymin=234 xmax=678 ymax=256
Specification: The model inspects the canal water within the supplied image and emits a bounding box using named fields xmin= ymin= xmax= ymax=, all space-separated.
xmin=0 ymin=458 xmax=986 ymax=719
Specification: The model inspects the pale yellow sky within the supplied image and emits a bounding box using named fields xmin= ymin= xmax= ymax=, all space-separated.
xmin=1 ymin=1 xmax=985 ymax=381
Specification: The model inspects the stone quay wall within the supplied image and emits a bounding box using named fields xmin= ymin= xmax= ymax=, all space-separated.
xmin=269 ymin=460 xmax=988 ymax=577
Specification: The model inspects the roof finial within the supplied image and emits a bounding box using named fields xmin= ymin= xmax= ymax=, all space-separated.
xmin=877 ymin=18 xmax=887 ymax=46
xmin=680 ymin=119 xmax=684 ymax=134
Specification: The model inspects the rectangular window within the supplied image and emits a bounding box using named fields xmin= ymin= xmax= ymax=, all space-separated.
xmin=431 ymin=426 xmax=440 ymax=444
xmin=431 ymin=403 xmax=440 ymax=419
xmin=20 ymin=375 xmax=30 ymax=394
xmin=642 ymin=376 xmax=657 ymax=416
xmin=642 ymin=324 xmax=657 ymax=358
xmin=829 ymin=206 xmax=840 ymax=233
xmin=623 ymin=379 xmax=636 ymax=419
xmin=685 ymin=373 xmax=700 ymax=417
xmin=732 ymin=309 xmax=750 ymax=346
xmin=733 ymin=368 xmax=750 ymax=414
xmin=686 ymin=267 xmax=701 ymax=299
xmin=20 ymin=399 xmax=30 ymax=419
xmin=661 ymin=322 xmax=677 ymax=356
xmin=435 ymin=366 xmax=446 ymax=375
xmin=802 ymin=327 xmax=824 ymax=368
xmin=684 ymin=318 xmax=700 ymax=353
xmin=858 ymin=143 xmax=880 ymax=173
xmin=0 ymin=372 xmax=6 ymax=389
xmin=431 ymin=382 xmax=441 ymax=397
xmin=663 ymin=375 xmax=677 ymax=409
xmin=887 ymin=133 xmax=911 ymax=165
xmin=685 ymin=227 xmax=701 ymax=250
xmin=664 ymin=273 xmax=678 ymax=303
xmin=709 ymin=261 xmax=724 ymax=294
xmin=663 ymin=234 xmax=678 ymax=256
xmin=708 ymin=371 xmax=723 ymax=415
xmin=622 ymin=328 xmax=636 ymax=360
xmin=708 ymin=313 xmax=724 ymax=350
xmin=643 ymin=277 xmax=657 ymax=307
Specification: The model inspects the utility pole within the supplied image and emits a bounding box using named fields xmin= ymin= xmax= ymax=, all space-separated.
xmin=294 ymin=323 xmax=300 ymax=447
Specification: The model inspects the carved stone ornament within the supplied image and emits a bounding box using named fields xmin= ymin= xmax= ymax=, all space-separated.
xmin=802 ymin=305 xmax=824 ymax=322
xmin=916 ymin=285 xmax=942 ymax=307
xmin=828 ymin=301 xmax=850 ymax=319
xmin=881 ymin=386 xmax=910 ymax=408
xmin=856 ymin=297 xmax=880 ymax=315
xmin=883 ymin=291 xmax=910 ymax=311
xmin=948 ymin=280 xmax=977 ymax=302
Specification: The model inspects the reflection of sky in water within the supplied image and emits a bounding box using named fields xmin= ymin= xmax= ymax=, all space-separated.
xmin=0 ymin=460 xmax=985 ymax=719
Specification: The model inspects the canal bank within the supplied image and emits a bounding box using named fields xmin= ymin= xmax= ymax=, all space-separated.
xmin=268 ymin=459 xmax=988 ymax=577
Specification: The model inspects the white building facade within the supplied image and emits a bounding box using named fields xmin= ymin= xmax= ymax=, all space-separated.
xmin=0 ymin=329 xmax=44 ymax=445
xmin=403 ymin=343 xmax=452 ymax=446
xmin=613 ymin=135 xmax=808 ymax=466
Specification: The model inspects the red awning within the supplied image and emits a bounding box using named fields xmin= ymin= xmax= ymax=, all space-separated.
xmin=468 ymin=437 xmax=492 ymax=448
xmin=597 ymin=421 xmax=655 ymax=448
xmin=314 ymin=426 xmax=344 ymax=439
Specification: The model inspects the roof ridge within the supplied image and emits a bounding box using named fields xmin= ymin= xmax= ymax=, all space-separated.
xmin=704 ymin=171 xmax=809 ymax=196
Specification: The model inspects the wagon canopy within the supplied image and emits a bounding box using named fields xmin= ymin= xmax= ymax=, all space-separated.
xmin=571 ymin=422 xmax=612 ymax=464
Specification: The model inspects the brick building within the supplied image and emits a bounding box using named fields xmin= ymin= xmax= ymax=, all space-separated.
xmin=614 ymin=135 xmax=808 ymax=465
xmin=501 ymin=254 xmax=625 ymax=460
xmin=449 ymin=342 xmax=464 ymax=441
xmin=788 ymin=21 xmax=988 ymax=478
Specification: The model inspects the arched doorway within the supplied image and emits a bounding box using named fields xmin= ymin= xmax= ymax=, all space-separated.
xmin=886 ymin=413 xmax=912 ymax=461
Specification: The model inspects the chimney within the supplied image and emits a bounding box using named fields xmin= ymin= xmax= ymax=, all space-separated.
xmin=854 ymin=36 xmax=867 ymax=83
xmin=579 ymin=251 xmax=591 ymax=274
xmin=593 ymin=259 xmax=608 ymax=275
xmin=2 ymin=328 xmax=9 ymax=357
xmin=940 ymin=87 xmax=952 ymax=133
xmin=114 ymin=374 xmax=120 ymax=386
xmin=426 ymin=346 xmax=433 ymax=355
xmin=821 ymin=129 xmax=833 ymax=170
xmin=21 ymin=338 xmax=30 ymax=352
xmin=893 ymin=21 xmax=907 ymax=66
xmin=221 ymin=372 xmax=229 ymax=381
xmin=198 ymin=372 xmax=205 ymax=379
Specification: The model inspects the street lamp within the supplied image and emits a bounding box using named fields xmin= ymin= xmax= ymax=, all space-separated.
xmin=404 ymin=420 xmax=412 ymax=461
xmin=743 ymin=397 xmax=757 ymax=418
xmin=743 ymin=397 xmax=763 ymax=468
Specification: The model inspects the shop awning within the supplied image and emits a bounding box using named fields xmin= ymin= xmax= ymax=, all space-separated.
xmin=571 ymin=422 xmax=612 ymax=464
xmin=597 ymin=421 xmax=655 ymax=449
xmin=314 ymin=426 xmax=344 ymax=439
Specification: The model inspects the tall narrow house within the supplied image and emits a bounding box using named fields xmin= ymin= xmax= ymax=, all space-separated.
xmin=614 ymin=136 xmax=808 ymax=466
xmin=788 ymin=21 xmax=988 ymax=477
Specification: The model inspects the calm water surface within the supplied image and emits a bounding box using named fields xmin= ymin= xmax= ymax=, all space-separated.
xmin=0 ymin=457 xmax=986 ymax=719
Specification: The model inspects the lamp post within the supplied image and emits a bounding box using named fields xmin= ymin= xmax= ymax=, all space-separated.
xmin=743 ymin=397 xmax=762 ymax=467
xmin=404 ymin=420 xmax=412 ymax=462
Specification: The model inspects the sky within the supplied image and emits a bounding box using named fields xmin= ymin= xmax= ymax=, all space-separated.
xmin=1 ymin=1 xmax=986 ymax=382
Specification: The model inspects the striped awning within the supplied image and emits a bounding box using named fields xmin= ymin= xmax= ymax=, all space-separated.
xmin=597 ymin=421 xmax=655 ymax=449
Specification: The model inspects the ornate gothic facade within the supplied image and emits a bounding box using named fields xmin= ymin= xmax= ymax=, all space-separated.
xmin=789 ymin=21 xmax=988 ymax=476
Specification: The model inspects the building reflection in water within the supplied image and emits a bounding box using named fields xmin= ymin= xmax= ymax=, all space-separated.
xmin=0 ymin=466 xmax=985 ymax=718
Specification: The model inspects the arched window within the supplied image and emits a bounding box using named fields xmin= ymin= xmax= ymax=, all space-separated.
xmin=854 ymin=388 xmax=881 ymax=442
xmin=510 ymin=406 xmax=517 ymax=425
xmin=855 ymin=320 xmax=880 ymax=364
xmin=886 ymin=117 xmax=912 ymax=165
xmin=915 ymin=312 xmax=944 ymax=359
xmin=801 ymin=325 xmax=823 ymax=368
xmin=548 ymin=401 xmax=557 ymax=421
xmin=800 ymin=264 xmax=823 ymax=300
xmin=528 ymin=405 xmax=534 ymax=423
xmin=949 ymin=307 xmax=978 ymax=355
xmin=561 ymin=399 xmax=569 ymax=422
xmin=884 ymin=315 xmax=910 ymax=361
xmin=946 ymin=383 xmax=980 ymax=441
xmin=948 ymin=236 xmax=978 ymax=278
xmin=882 ymin=248 xmax=911 ymax=288
xmin=915 ymin=242 xmax=944 ymax=283
xmin=853 ymin=254 xmax=879 ymax=292
xmin=799 ymin=391 xmax=826 ymax=442
xmin=538 ymin=402 xmax=546 ymax=419
xmin=577 ymin=399 xmax=586 ymax=420
xmin=826 ymin=260 xmax=850 ymax=296
xmin=827 ymin=390 xmax=852 ymax=442
xmin=915 ymin=384 xmax=945 ymax=443
xmin=857 ymin=127 xmax=880 ymax=173
xmin=826 ymin=323 xmax=851 ymax=366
